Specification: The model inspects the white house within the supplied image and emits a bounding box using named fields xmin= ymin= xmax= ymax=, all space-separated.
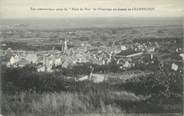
xmin=179 ymin=53 xmax=184 ymax=60
xmin=121 ymin=45 xmax=127 ymax=51
xmin=123 ymin=61 xmax=131 ymax=68
xmin=10 ymin=55 xmax=20 ymax=65
xmin=171 ymin=63 xmax=178 ymax=71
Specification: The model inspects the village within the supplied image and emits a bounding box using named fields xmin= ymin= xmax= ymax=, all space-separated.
xmin=1 ymin=33 xmax=183 ymax=83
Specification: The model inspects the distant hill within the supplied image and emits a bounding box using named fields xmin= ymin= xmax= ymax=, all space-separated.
xmin=0 ymin=17 xmax=182 ymax=30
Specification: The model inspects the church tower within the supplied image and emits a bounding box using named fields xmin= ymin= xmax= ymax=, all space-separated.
xmin=64 ymin=38 xmax=68 ymax=53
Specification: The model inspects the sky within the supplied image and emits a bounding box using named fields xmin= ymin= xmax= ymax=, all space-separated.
xmin=0 ymin=0 xmax=183 ymax=19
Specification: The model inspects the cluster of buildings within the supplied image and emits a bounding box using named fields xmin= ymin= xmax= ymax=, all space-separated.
xmin=2 ymin=37 xmax=183 ymax=74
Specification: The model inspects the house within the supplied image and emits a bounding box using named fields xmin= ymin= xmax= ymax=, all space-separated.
xmin=179 ymin=53 xmax=184 ymax=60
xmin=9 ymin=55 xmax=20 ymax=65
xmin=171 ymin=63 xmax=178 ymax=71
xmin=25 ymin=53 xmax=38 ymax=63
xmin=17 ymin=58 xmax=29 ymax=67
xmin=54 ymin=58 xmax=62 ymax=66
xmin=121 ymin=45 xmax=127 ymax=51
xmin=123 ymin=61 xmax=131 ymax=68
xmin=62 ymin=58 xmax=73 ymax=68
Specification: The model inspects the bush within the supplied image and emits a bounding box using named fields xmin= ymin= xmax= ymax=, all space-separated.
xmin=123 ymin=68 xmax=183 ymax=103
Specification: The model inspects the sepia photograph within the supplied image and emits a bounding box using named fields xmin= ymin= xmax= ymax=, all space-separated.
xmin=0 ymin=0 xmax=183 ymax=116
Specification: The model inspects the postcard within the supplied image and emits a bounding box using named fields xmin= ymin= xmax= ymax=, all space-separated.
xmin=0 ymin=0 xmax=183 ymax=116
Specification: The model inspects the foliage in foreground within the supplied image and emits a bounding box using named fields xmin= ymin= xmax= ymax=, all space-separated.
xmin=1 ymin=65 xmax=183 ymax=115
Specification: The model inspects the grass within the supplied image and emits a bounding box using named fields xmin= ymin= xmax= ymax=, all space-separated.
xmin=2 ymin=89 xmax=182 ymax=116
xmin=2 ymin=91 xmax=123 ymax=116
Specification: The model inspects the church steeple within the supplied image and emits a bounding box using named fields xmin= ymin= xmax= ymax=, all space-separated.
xmin=64 ymin=38 xmax=68 ymax=53
xmin=63 ymin=33 xmax=69 ymax=54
